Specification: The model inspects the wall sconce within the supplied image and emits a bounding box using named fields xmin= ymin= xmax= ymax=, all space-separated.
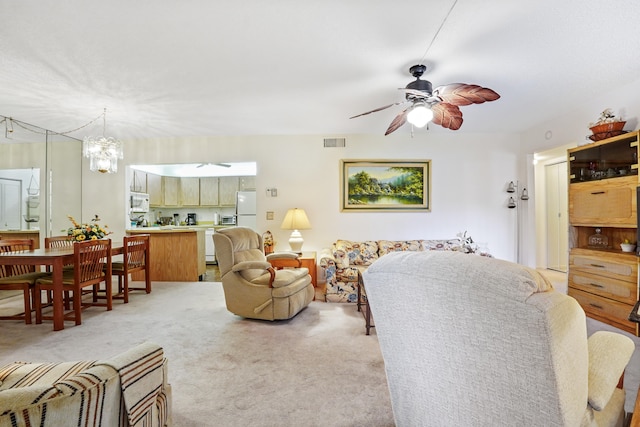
xmin=505 ymin=181 xmax=529 ymax=208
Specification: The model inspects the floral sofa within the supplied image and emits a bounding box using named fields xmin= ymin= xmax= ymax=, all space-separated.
xmin=319 ymin=237 xmax=488 ymax=302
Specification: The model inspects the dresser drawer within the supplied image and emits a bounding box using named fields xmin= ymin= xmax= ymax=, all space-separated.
xmin=569 ymin=288 xmax=638 ymax=335
xmin=569 ymin=250 xmax=637 ymax=283
xmin=569 ymin=272 xmax=638 ymax=305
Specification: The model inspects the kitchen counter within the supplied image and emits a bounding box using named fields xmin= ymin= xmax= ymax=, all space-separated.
xmin=127 ymin=228 xmax=206 ymax=281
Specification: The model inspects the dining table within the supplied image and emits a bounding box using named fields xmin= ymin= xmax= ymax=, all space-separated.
xmin=0 ymin=243 xmax=124 ymax=331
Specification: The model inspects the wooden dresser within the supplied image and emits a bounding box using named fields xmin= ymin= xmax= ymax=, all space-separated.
xmin=567 ymin=131 xmax=640 ymax=336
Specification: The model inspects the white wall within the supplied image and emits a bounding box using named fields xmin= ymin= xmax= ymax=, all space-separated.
xmin=82 ymin=131 xmax=523 ymax=261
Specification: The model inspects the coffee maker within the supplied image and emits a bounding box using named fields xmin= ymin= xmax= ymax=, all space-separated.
xmin=186 ymin=213 xmax=197 ymax=225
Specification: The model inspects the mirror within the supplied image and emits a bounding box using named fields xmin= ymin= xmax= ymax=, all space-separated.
xmin=0 ymin=116 xmax=82 ymax=245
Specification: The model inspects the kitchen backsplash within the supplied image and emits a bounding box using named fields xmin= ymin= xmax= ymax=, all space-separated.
xmin=135 ymin=206 xmax=236 ymax=226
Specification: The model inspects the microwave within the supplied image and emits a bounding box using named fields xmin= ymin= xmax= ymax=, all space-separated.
xmin=221 ymin=215 xmax=236 ymax=225
xmin=130 ymin=192 xmax=150 ymax=213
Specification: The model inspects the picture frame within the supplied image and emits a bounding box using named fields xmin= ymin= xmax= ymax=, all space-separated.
xmin=340 ymin=159 xmax=431 ymax=212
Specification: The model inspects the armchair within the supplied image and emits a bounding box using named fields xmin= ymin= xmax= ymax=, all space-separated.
xmin=363 ymin=251 xmax=635 ymax=426
xmin=213 ymin=227 xmax=314 ymax=320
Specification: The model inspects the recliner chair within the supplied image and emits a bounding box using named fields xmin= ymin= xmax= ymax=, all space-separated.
xmin=213 ymin=227 xmax=314 ymax=320
xmin=363 ymin=251 xmax=635 ymax=427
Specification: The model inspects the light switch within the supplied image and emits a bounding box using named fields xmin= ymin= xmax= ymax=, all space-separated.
xmin=266 ymin=211 xmax=274 ymax=220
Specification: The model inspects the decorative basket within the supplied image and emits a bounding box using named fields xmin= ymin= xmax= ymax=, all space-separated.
xmin=589 ymin=121 xmax=626 ymax=141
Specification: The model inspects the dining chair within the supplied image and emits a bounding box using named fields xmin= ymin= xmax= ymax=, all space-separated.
xmin=0 ymin=239 xmax=47 ymax=324
xmin=111 ymin=234 xmax=150 ymax=303
xmin=34 ymin=239 xmax=113 ymax=326
xmin=44 ymin=235 xmax=75 ymax=308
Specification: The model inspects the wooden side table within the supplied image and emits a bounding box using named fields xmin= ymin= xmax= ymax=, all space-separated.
xmin=268 ymin=251 xmax=317 ymax=287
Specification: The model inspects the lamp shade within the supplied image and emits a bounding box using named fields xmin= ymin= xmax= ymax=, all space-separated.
xmin=406 ymin=102 xmax=434 ymax=128
xmin=280 ymin=208 xmax=311 ymax=230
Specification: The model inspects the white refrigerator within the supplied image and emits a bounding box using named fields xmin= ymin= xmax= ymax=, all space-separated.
xmin=236 ymin=191 xmax=257 ymax=230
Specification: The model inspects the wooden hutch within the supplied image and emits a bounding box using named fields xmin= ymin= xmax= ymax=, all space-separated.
xmin=567 ymin=130 xmax=639 ymax=336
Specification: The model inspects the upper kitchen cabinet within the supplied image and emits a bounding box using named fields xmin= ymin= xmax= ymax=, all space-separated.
xmin=180 ymin=177 xmax=200 ymax=206
xmin=199 ymin=177 xmax=219 ymax=206
xmin=239 ymin=176 xmax=256 ymax=191
xmin=148 ymin=173 xmax=162 ymax=206
xmin=219 ymin=176 xmax=239 ymax=206
xmin=163 ymin=176 xmax=180 ymax=206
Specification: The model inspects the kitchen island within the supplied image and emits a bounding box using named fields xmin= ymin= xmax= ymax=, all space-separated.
xmin=127 ymin=228 xmax=206 ymax=281
xmin=0 ymin=230 xmax=40 ymax=248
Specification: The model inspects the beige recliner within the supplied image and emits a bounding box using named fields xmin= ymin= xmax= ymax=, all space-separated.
xmin=363 ymin=251 xmax=635 ymax=427
xmin=213 ymin=227 xmax=314 ymax=320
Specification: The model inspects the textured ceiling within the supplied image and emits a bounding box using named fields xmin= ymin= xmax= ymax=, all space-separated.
xmin=1 ymin=0 xmax=640 ymax=140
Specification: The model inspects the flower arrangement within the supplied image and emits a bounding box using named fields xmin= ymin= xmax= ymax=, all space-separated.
xmin=263 ymin=230 xmax=275 ymax=254
xmin=456 ymin=231 xmax=478 ymax=254
xmin=64 ymin=215 xmax=112 ymax=242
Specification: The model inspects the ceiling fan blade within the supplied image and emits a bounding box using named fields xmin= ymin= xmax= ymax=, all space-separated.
xmin=349 ymin=101 xmax=405 ymax=119
xmin=433 ymin=83 xmax=500 ymax=106
xmin=432 ymin=103 xmax=463 ymax=130
xmin=384 ymin=108 xmax=409 ymax=135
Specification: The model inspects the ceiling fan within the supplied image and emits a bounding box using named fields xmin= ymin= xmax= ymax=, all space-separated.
xmin=350 ymin=64 xmax=500 ymax=135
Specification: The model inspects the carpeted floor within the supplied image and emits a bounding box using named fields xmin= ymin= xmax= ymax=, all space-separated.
xmin=0 ymin=281 xmax=394 ymax=427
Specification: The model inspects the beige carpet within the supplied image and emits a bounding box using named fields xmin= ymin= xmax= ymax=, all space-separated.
xmin=0 ymin=282 xmax=395 ymax=427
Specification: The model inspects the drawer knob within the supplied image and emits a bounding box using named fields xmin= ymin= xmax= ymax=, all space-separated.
xmin=588 ymin=282 xmax=605 ymax=289
xmin=589 ymin=263 xmax=606 ymax=268
xmin=589 ymin=303 xmax=604 ymax=310
xmin=590 ymin=191 xmax=606 ymax=195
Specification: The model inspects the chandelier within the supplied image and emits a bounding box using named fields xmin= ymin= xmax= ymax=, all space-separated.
xmin=82 ymin=108 xmax=123 ymax=173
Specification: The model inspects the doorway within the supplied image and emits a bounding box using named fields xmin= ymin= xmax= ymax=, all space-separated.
xmin=545 ymin=161 xmax=568 ymax=272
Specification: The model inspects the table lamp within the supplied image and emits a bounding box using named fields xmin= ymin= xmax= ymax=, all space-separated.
xmin=280 ymin=208 xmax=311 ymax=253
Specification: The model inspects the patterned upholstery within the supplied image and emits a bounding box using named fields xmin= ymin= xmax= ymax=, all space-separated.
xmin=319 ymin=238 xmax=471 ymax=302
xmin=0 ymin=342 xmax=171 ymax=427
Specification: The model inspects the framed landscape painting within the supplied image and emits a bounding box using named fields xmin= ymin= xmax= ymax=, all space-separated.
xmin=340 ymin=159 xmax=431 ymax=212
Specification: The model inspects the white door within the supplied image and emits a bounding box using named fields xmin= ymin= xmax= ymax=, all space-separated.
xmin=545 ymin=162 xmax=568 ymax=272
xmin=0 ymin=178 xmax=21 ymax=230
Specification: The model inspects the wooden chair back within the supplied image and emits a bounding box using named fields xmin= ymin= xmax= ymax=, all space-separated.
xmin=0 ymin=239 xmax=35 ymax=277
xmin=123 ymin=234 xmax=149 ymax=273
xmin=74 ymin=239 xmax=111 ymax=286
xmin=45 ymin=235 xmax=74 ymax=249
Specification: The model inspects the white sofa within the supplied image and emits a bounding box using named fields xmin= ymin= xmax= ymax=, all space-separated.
xmin=364 ymin=251 xmax=635 ymax=426
xmin=0 ymin=342 xmax=171 ymax=427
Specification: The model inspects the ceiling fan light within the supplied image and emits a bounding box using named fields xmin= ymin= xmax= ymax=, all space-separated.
xmin=407 ymin=103 xmax=433 ymax=128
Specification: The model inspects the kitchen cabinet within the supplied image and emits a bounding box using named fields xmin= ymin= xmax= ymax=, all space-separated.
xmin=163 ymin=176 xmax=180 ymax=206
xmin=130 ymin=170 xmax=147 ymax=193
xmin=239 ymin=176 xmax=256 ymax=190
xmin=219 ymin=176 xmax=239 ymax=206
xmin=148 ymin=174 xmax=251 ymax=207
xmin=199 ymin=177 xmax=219 ymax=206
xmin=148 ymin=173 xmax=162 ymax=206
xmin=567 ymin=130 xmax=639 ymax=336
xmin=180 ymin=177 xmax=200 ymax=206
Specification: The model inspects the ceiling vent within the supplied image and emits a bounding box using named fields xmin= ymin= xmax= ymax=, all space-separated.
xmin=323 ymin=138 xmax=346 ymax=148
